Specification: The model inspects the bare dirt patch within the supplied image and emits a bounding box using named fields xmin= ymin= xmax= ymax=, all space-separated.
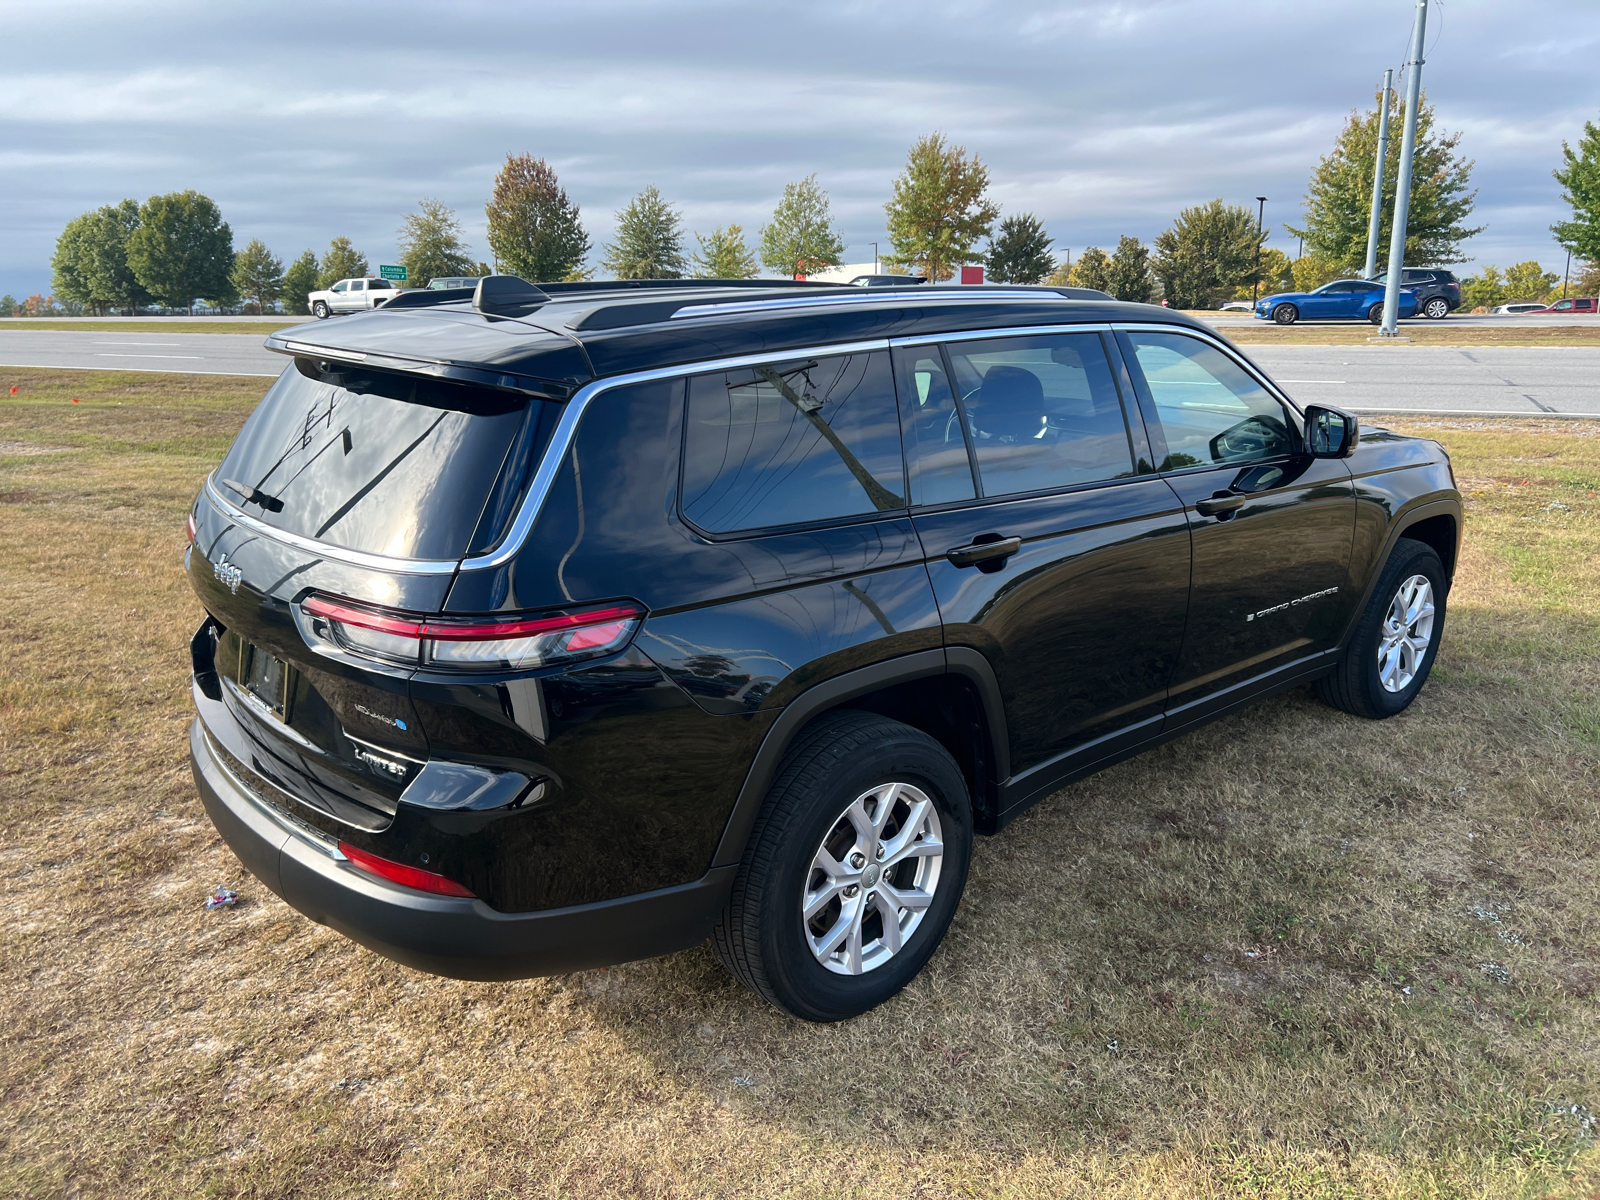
xmin=2 ymin=369 xmax=1597 ymax=1196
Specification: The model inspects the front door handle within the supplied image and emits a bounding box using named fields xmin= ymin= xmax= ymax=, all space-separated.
xmin=1194 ymin=493 xmax=1247 ymax=518
xmin=946 ymin=535 xmax=1022 ymax=568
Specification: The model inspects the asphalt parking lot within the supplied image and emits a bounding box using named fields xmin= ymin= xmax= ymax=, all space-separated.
xmin=1 ymin=324 xmax=1597 ymax=417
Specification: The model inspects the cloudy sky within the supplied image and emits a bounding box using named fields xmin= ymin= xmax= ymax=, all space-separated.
xmin=5 ymin=0 xmax=1597 ymax=297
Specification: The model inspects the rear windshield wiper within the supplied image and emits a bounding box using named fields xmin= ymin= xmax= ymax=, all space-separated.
xmin=220 ymin=478 xmax=286 ymax=513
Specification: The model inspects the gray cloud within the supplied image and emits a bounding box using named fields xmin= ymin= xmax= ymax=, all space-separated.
xmin=4 ymin=0 xmax=1597 ymax=297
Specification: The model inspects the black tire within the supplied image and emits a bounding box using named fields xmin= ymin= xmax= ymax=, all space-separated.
xmin=1423 ymin=297 xmax=1451 ymax=319
xmin=1315 ymin=539 xmax=1447 ymax=719
xmin=1273 ymin=303 xmax=1298 ymax=325
xmin=712 ymin=710 xmax=973 ymax=1021
xmin=1368 ymin=303 xmax=1385 ymax=325
xmin=312 ymin=301 xmax=329 ymax=319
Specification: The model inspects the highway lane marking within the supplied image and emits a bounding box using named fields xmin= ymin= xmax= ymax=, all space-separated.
xmin=95 ymin=353 xmax=204 ymax=360
xmin=93 ymin=340 xmax=183 ymax=346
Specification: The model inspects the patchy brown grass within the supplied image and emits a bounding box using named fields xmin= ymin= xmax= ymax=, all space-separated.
xmin=2 ymin=367 xmax=1598 ymax=1198
xmin=1 ymin=319 xmax=301 ymax=335
xmin=1215 ymin=322 xmax=1600 ymax=348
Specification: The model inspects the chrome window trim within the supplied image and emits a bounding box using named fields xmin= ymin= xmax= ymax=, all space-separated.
xmin=1109 ymin=321 xmax=1306 ymax=419
xmin=889 ymin=321 xmax=1115 ymax=348
xmin=668 ymin=290 xmax=1069 ymax=321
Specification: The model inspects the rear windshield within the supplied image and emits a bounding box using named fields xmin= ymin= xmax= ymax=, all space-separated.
xmin=214 ymin=365 xmax=555 ymax=560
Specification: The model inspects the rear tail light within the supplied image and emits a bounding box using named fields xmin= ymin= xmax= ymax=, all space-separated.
xmin=186 ymin=512 xmax=197 ymax=545
xmin=300 ymin=593 xmax=644 ymax=672
xmin=338 ymin=842 xmax=475 ymax=897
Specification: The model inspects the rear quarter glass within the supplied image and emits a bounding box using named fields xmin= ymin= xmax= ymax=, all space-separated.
xmin=214 ymin=366 xmax=556 ymax=561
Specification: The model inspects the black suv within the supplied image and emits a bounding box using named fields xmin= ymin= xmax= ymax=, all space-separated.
xmin=1372 ymin=268 xmax=1461 ymax=319
xmin=187 ymin=276 xmax=1462 ymax=1020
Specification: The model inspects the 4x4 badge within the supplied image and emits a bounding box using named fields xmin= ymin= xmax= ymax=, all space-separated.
xmin=213 ymin=553 xmax=243 ymax=595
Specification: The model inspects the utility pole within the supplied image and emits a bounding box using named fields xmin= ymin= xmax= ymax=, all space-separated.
xmin=1253 ymin=197 xmax=1268 ymax=302
xmin=1363 ymin=69 xmax=1394 ymax=280
xmin=871 ymin=242 xmax=879 ymax=273
xmin=1562 ymin=245 xmax=1572 ymax=299
xmin=1379 ymin=0 xmax=1428 ymax=336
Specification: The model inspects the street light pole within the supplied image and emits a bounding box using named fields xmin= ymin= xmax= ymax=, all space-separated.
xmin=1363 ymin=69 xmax=1394 ymax=280
xmin=1380 ymin=0 xmax=1429 ymax=336
xmin=871 ymin=242 xmax=879 ymax=273
xmin=1253 ymin=196 xmax=1268 ymax=303
xmin=1563 ymin=246 xmax=1572 ymax=300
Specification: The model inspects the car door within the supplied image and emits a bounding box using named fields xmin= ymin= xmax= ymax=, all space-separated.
xmin=1297 ymin=282 xmax=1340 ymax=319
xmin=897 ymin=330 xmax=1192 ymax=802
xmin=344 ymin=279 xmax=366 ymax=311
xmin=327 ymin=280 xmax=350 ymax=311
xmin=1347 ymin=280 xmax=1384 ymax=318
xmin=1117 ymin=328 xmax=1356 ymax=728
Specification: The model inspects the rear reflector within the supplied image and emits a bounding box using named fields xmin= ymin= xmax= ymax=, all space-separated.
xmin=301 ymin=594 xmax=644 ymax=672
xmin=338 ymin=842 xmax=475 ymax=898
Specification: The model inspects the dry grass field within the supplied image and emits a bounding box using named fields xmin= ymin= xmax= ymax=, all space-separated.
xmin=1216 ymin=324 xmax=1600 ymax=348
xmin=2 ymin=366 xmax=1598 ymax=1198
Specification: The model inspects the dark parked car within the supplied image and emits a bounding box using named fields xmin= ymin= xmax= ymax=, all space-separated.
xmin=187 ymin=276 xmax=1462 ymax=1020
xmin=1371 ymin=268 xmax=1462 ymax=319
xmin=1255 ymin=278 xmax=1417 ymax=324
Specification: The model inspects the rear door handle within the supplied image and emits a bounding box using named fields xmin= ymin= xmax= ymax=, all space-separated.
xmin=1194 ymin=494 xmax=1247 ymax=517
xmin=945 ymin=536 xmax=1022 ymax=567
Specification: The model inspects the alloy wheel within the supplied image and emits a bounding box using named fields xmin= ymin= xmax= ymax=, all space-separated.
xmin=802 ymin=782 xmax=944 ymax=976
xmin=1377 ymin=573 xmax=1436 ymax=693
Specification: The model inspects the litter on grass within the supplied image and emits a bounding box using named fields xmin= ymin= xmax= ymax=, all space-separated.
xmin=203 ymin=886 xmax=238 ymax=910
xmin=1478 ymin=962 xmax=1511 ymax=985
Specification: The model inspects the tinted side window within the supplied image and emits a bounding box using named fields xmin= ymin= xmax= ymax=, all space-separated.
xmin=350 ymin=280 xmax=365 ymax=291
xmin=681 ymin=351 xmax=906 ymax=534
xmin=942 ymin=332 xmax=1135 ymax=497
xmin=1125 ymin=331 xmax=1295 ymax=469
xmin=892 ymin=348 xmax=975 ymax=506
xmin=331 ymin=282 xmax=348 ymax=293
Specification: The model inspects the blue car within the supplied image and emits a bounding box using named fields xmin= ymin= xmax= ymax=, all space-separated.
xmin=1255 ymin=278 xmax=1417 ymax=325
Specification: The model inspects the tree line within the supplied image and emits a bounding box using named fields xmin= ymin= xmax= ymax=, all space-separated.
xmin=31 ymin=100 xmax=1600 ymax=318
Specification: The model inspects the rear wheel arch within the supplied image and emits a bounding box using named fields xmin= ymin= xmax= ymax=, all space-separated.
xmin=710 ymin=652 xmax=1010 ymax=869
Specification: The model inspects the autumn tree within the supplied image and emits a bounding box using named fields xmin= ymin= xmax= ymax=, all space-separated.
xmin=230 ymin=239 xmax=284 ymax=314
xmin=1152 ymin=200 xmax=1264 ymax=310
xmin=1068 ymin=246 xmax=1113 ymax=293
xmin=399 ymin=199 xmax=476 ymax=287
xmin=282 ymin=250 xmax=319 ymax=314
xmin=693 ymin=225 xmax=760 ymax=279
xmin=125 ymin=190 xmax=235 ymax=313
xmin=1286 ymin=90 xmax=1482 ymax=272
xmin=317 ymin=238 xmax=368 ymax=288
xmin=1504 ymin=260 xmax=1560 ymax=302
xmin=1462 ymin=265 xmax=1504 ymax=311
xmin=985 ymin=213 xmax=1054 ymax=284
xmin=883 ymin=133 xmax=998 ymax=282
xmin=485 ymin=154 xmax=590 ymax=282
xmin=601 ymin=187 xmax=686 ymax=279
xmin=1552 ymin=117 xmax=1600 ymax=265
xmin=1105 ymin=235 xmax=1157 ymax=302
xmin=759 ymin=175 xmax=846 ymax=278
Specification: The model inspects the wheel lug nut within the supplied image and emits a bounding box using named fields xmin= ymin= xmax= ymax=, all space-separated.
xmin=876 ymin=845 xmax=885 ymax=859
xmin=844 ymin=884 xmax=859 ymax=898
xmin=849 ymin=852 xmax=865 ymax=868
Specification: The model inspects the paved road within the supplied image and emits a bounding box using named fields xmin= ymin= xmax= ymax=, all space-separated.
xmin=2 ymin=329 xmax=1596 ymax=418
xmin=0 ymin=329 xmax=291 ymax=376
xmin=1198 ymin=311 xmax=1599 ymax=329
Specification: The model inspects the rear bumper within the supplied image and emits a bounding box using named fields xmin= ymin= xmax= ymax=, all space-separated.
xmin=190 ymin=717 xmax=735 ymax=981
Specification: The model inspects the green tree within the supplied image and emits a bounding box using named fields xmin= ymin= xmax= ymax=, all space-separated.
xmin=985 ymin=213 xmax=1055 ymax=284
xmin=230 ymin=239 xmax=284 ymax=314
xmin=125 ymin=190 xmax=235 ymax=313
xmin=486 ymin=153 xmax=590 ymax=282
xmin=1290 ymin=252 xmax=1342 ymax=293
xmin=282 ymin=250 xmax=319 ymax=315
xmin=1231 ymin=247 xmax=1295 ymax=301
xmin=399 ymin=199 xmax=476 ymax=287
xmin=51 ymin=213 xmax=103 ymax=314
xmin=1552 ymin=118 xmax=1600 ymax=264
xmin=1572 ymin=260 xmax=1600 ymax=296
xmin=883 ymin=133 xmax=998 ymax=282
xmin=692 ymin=225 xmax=760 ymax=279
xmin=1286 ymin=91 xmax=1483 ymax=271
xmin=1152 ymin=199 xmax=1264 ymax=310
xmin=759 ymin=175 xmax=846 ymax=278
xmin=0 ymin=295 xmax=16 ymax=317
xmin=1462 ymin=264 xmax=1504 ymax=311
xmin=1068 ymin=245 xmax=1113 ymax=292
xmin=601 ymin=186 xmax=686 ymax=279
xmin=317 ymin=237 xmax=368 ymax=288
xmin=1503 ymin=260 xmax=1560 ymax=303
xmin=1105 ymin=235 xmax=1157 ymax=302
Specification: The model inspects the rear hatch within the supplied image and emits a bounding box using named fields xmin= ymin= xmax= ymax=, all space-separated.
xmin=190 ymin=361 xmax=563 ymax=834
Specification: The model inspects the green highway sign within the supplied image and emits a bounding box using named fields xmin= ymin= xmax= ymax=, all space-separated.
xmin=379 ymin=264 xmax=407 ymax=281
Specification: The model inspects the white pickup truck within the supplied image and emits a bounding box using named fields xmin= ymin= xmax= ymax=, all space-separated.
xmin=307 ymin=277 xmax=400 ymax=319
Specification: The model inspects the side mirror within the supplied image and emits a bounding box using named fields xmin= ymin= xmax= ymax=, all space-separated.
xmin=1304 ymin=405 xmax=1358 ymax=459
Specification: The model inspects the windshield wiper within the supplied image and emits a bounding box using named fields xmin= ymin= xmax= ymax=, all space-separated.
xmin=220 ymin=478 xmax=285 ymax=513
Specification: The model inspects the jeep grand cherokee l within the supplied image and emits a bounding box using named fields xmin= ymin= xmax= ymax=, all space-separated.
xmin=187 ymin=275 xmax=1462 ymax=1021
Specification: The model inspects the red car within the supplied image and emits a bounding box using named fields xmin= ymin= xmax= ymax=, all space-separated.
xmin=1525 ymin=297 xmax=1598 ymax=315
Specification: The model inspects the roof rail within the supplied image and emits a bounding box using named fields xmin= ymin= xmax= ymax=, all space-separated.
xmin=668 ymin=288 xmax=1077 ymax=321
